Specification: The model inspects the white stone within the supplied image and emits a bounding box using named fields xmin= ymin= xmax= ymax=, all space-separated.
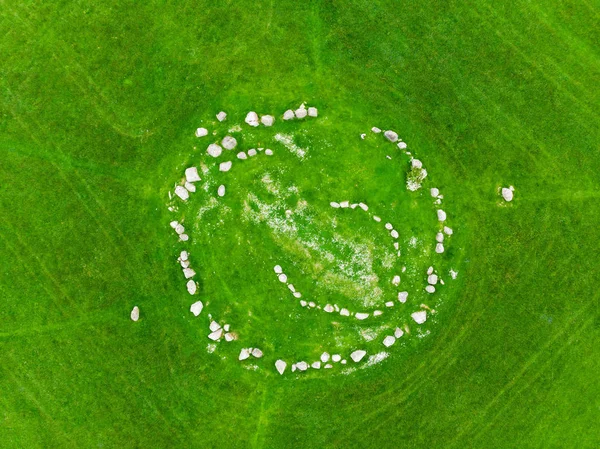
xmin=330 ymin=202 xmax=340 ymax=208
xmin=340 ymin=308 xmax=350 ymax=316
xmin=350 ymin=350 xmax=367 ymax=362
xmin=427 ymin=266 xmax=434 ymax=275
xmin=183 ymin=268 xmax=196 ymax=279
xmin=261 ymin=115 xmax=274 ymax=126
xmin=223 ymin=324 xmax=230 ymax=332
xmin=398 ymin=291 xmax=408 ymax=303
xmin=283 ymin=109 xmax=294 ymax=120
xmin=383 ymin=336 xmax=396 ymax=347
xmin=278 ymin=273 xmax=287 ymax=283
xmin=239 ymin=348 xmax=251 ymax=360
xmin=179 ymin=251 xmax=189 ymax=261
xmin=187 ymin=280 xmax=197 ymax=295
xmin=373 ymin=310 xmax=383 ymax=317
xmin=217 ymin=185 xmax=226 ymax=197
xmin=185 ymin=167 xmax=201 ymax=183
xmin=373 ymin=216 xmax=381 ymax=222
xmin=294 ymin=292 xmax=303 ymax=299
xmin=219 ymin=161 xmax=232 ymax=172
xmin=309 ymin=302 xmax=316 ymax=308
xmin=385 ymin=222 xmax=393 ymax=230
xmin=435 ymin=243 xmax=444 ymax=254
xmin=425 ymin=285 xmax=436 ymax=293
xmin=265 ymin=149 xmax=273 ymax=156
xmin=252 ymin=348 xmax=263 ymax=358
xmin=340 ymin=201 xmax=350 ymax=208
xmin=297 ymin=361 xmax=308 ymax=371
xmin=209 ymin=321 xmax=221 ymax=332
xmin=180 ymin=260 xmax=190 ymax=268
xmin=190 ymin=300 xmax=203 ymax=316
xmin=411 ymin=310 xmax=427 ymax=324
xmin=224 ymin=333 xmax=235 ymax=342
xmin=444 ymin=226 xmax=453 ymax=235
xmin=360 ymin=133 xmax=366 ymax=139
xmin=430 ymin=187 xmax=440 ymax=198
xmin=437 ymin=209 xmax=447 ymax=222
xmin=207 ymin=143 xmax=223 ymax=158
xmin=245 ymin=111 xmax=259 ymax=127
xmin=273 ymin=265 xmax=282 ymax=274
xmin=394 ymin=328 xmax=404 ymax=338
xmin=385 ymin=301 xmax=395 ymax=307
xmin=428 ymin=274 xmax=438 ymax=285
xmin=332 ymin=354 xmax=341 ymax=363
xmin=222 ymin=136 xmax=237 ymax=150
xmin=287 ymin=284 xmax=295 ymax=293
xmin=130 ymin=306 xmax=140 ymax=322
xmin=392 ymin=275 xmax=401 ymax=286
xmin=170 ymin=221 xmax=179 ymax=229
xmin=311 ymin=361 xmax=321 ymax=369
xmin=411 ymin=159 xmax=423 ymax=169
xmin=300 ymin=300 xmax=307 ymax=307
xmin=359 ymin=203 xmax=368 ymax=211
xmin=275 ymin=360 xmax=287 ymax=375
xmin=384 ymin=130 xmax=399 ymax=142
xmin=397 ymin=142 xmax=407 ymax=149
xmin=208 ymin=328 xmax=223 ymax=341
xmin=371 ymin=127 xmax=381 ymax=133
xmin=237 ymin=152 xmax=247 ymax=160
xmin=391 ymin=230 xmax=399 ymax=239
xmin=502 ymin=187 xmax=514 ymax=202
xmin=247 ymin=149 xmax=257 ymax=157
xmin=324 ymin=304 xmax=334 ymax=313
xmin=179 ymin=234 xmax=189 ymax=242
xmin=195 ymin=127 xmax=208 ymax=137
xmin=184 ymin=182 xmax=196 ymax=193
xmin=295 ymin=107 xmax=307 ymax=119
xmin=308 ymin=107 xmax=318 ymax=117
xmin=175 ymin=224 xmax=185 ymax=235
xmin=355 ymin=312 xmax=369 ymax=320
xmin=450 ymin=269 xmax=458 ymax=279
xmin=216 ymin=111 xmax=227 ymax=121
xmin=320 ymin=352 xmax=330 ymax=363
xmin=436 ymin=232 xmax=444 ymax=243
xmin=324 ymin=364 xmax=333 ymax=369
xmin=175 ymin=186 xmax=189 ymax=201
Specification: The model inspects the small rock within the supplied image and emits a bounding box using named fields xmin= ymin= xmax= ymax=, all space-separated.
xmin=278 ymin=273 xmax=287 ymax=283
xmin=394 ymin=328 xmax=404 ymax=338
xmin=383 ymin=336 xmax=396 ymax=347
xmin=411 ymin=159 xmax=423 ymax=169
xmin=175 ymin=224 xmax=185 ymax=235
xmin=130 ymin=306 xmax=140 ymax=322
xmin=219 ymin=161 xmax=232 ymax=172
xmin=179 ymin=234 xmax=189 ymax=242
xmin=391 ymin=230 xmax=399 ymax=239
xmin=287 ymin=284 xmax=295 ymax=293
xmin=293 ymin=292 xmax=302 ymax=298
xmin=324 ymin=364 xmax=333 ymax=369
xmin=340 ymin=308 xmax=350 ymax=316
xmin=185 ymin=167 xmax=201 ymax=183
xmin=179 ymin=251 xmax=189 ymax=261
xmin=208 ymin=328 xmax=223 ymax=341
xmin=430 ymin=187 xmax=440 ymax=197
xmin=261 ymin=115 xmax=275 ymax=126
xmin=195 ymin=127 xmax=208 ymax=138
xmin=340 ymin=201 xmax=350 ymax=208
xmin=384 ymin=130 xmax=399 ymax=142
xmin=248 ymin=149 xmax=257 ymax=157
xmin=437 ymin=209 xmax=447 ymax=222
xmin=373 ymin=310 xmax=383 ymax=317
xmin=207 ymin=143 xmax=223 ymax=158
xmin=183 ymin=268 xmax=196 ymax=279
xmin=216 ymin=111 xmax=227 ymax=122
xmin=275 ymin=360 xmax=287 ymax=375
xmin=274 ymin=265 xmax=283 ymax=274
xmin=350 ymin=350 xmax=367 ymax=362
xmin=411 ymin=310 xmax=427 ymax=324
xmin=311 ymin=361 xmax=321 ymax=369
xmin=170 ymin=221 xmax=179 ymax=229
xmin=427 ymin=266 xmax=434 ymax=275
xmin=237 ymin=152 xmax=248 ymax=160
xmin=245 ymin=111 xmax=259 ymax=127
xmin=190 ymin=300 xmax=203 ymax=316
xmin=300 ymin=300 xmax=307 ymax=307
xmin=428 ymin=274 xmax=438 ymax=285
xmin=295 ymin=107 xmax=307 ymax=119
xmin=283 ymin=109 xmax=294 ymax=120
xmin=392 ymin=275 xmax=401 ymax=286
xmin=174 ymin=186 xmax=189 ymax=201
xmin=324 ymin=304 xmax=334 ymax=313
xmin=501 ymin=187 xmax=514 ymax=202
xmin=385 ymin=301 xmax=395 ymax=307
xmin=224 ymin=333 xmax=235 ymax=342
xmin=355 ymin=312 xmax=369 ymax=320
xmin=209 ymin=321 xmax=221 ymax=332
xmin=297 ymin=361 xmax=308 ymax=371
xmin=332 ymin=354 xmax=341 ymax=363
xmin=425 ymin=285 xmax=436 ymax=293
xmin=373 ymin=216 xmax=382 ymax=222
xmin=184 ymin=182 xmax=196 ymax=193
xmin=385 ymin=222 xmax=393 ymax=230
xmin=330 ymin=202 xmax=340 ymax=208
xmin=308 ymin=107 xmax=318 ymax=117
xmin=398 ymin=291 xmax=408 ymax=303
xmin=222 ymin=136 xmax=237 ymax=150
xmin=320 ymin=352 xmax=330 ymax=362
xmin=360 ymin=133 xmax=366 ymax=139
xmin=239 ymin=348 xmax=251 ymax=360
xmin=435 ymin=243 xmax=444 ymax=254
xmin=265 ymin=149 xmax=273 ymax=156
xmin=359 ymin=203 xmax=368 ymax=211
xmin=397 ymin=142 xmax=407 ymax=149
xmin=436 ymin=232 xmax=444 ymax=243
xmin=252 ymin=348 xmax=263 ymax=358
xmin=371 ymin=127 xmax=381 ymax=133
xmin=187 ymin=280 xmax=197 ymax=295
xmin=444 ymin=226 xmax=453 ymax=235
xmin=217 ymin=185 xmax=226 ymax=197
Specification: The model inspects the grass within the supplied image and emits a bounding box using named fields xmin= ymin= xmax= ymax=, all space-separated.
xmin=0 ymin=0 xmax=599 ymax=448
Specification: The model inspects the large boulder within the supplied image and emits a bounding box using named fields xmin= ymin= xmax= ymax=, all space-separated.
xmin=207 ymin=143 xmax=223 ymax=158
xmin=222 ymin=136 xmax=237 ymax=150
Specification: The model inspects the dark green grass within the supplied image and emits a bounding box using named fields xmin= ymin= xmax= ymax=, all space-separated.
xmin=1 ymin=0 xmax=599 ymax=448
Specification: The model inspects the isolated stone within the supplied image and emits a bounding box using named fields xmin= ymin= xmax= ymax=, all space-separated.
xmin=287 ymin=284 xmax=295 ymax=293
xmin=308 ymin=107 xmax=318 ymax=117
xmin=216 ymin=111 xmax=227 ymax=122
xmin=185 ymin=167 xmax=201 ymax=183
xmin=187 ymin=280 xmax=197 ymax=295
xmin=360 ymin=133 xmax=366 ymax=139
xmin=283 ymin=109 xmax=294 ymax=120
xmin=293 ymin=292 xmax=302 ymax=298
xmin=384 ymin=130 xmax=399 ymax=142
xmin=385 ymin=301 xmax=395 ymax=307
xmin=237 ymin=152 xmax=247 ymax=160
xmin=351 ymin=350 xmax=367 ymax=362
xmin=195 ymin=127 xmax=208 ymax=137
xmin=222 ymin=136 xmax=237 ymax=150
xmin=411 ymin=310 xmax=427 ymax=324
xmin=207 ymin=143 xmax=223 ymax=158
xmin=130 ymin=306 xmax=140 ymax=322
xmin=175 ymin=186 xmax=189 ymax=201
xmin=501 ymin=187 xmax=514 ymax=202
xmin=170 ymin=221 xmax=179 ymax=229
xmin=190 ymin=300 xmax=203 ymax=316
xmin=383 ymin=336 xmax=396 ymax=347
xmin=275 ymin=360 xmax=287 ymax=375
xmin=427 ymin=266 xmax=434 ymax=275
xmin=217 ymin=185 xmax=226 ymax=197
xmin=219 ymin=161 xmax=232 ymax=172
xmin=261 ymin=115 xmax=275 ymax=126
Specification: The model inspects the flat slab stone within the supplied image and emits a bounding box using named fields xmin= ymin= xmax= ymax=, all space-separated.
xmin=330 ymin=202 xmax=340 ymax=208
xmin=332 ymin=354 xmax=341 ymax=362
xmin=435 ymin=243 xmax=444 ymax=253
xmin=411 ymin=310 xmax=427 ymax=324
xmin=190 ymin=300 xmax=203 ymax=316
xmin=383 ymin=335 xmax=396 ymax=347
xmin=275 ymin=359 xmax=287 ymax=374
xmin=371 ymin=127 xmax=381 ymax=133
xmin=251 ymin=348 xmax=263 ymax=358
xmin=311 ymin=361 xmax=321 ymax=369
xmin=430 ymin=187 xmax=440 ymax=197
xmin=397 ymin=142 xmax=407 ymax=149
xmin=391 ymin=230 xmax=399 ymax=239
xmin=130 ymin=306 xmax=140 ymax=322
xmin=340 ymin=308 xmax=350 ymax=316
xmin=444 ymin=226 xmax=453 ymax=235
xmin=324 ymin=304 xmax=334 ymax=313
xmin=428 ymin=274 xmax=438 ymax=285
xmin=175 ymin=186 xmax=189 ymax=201
xmin=295 ymin=107 xmax=307 ymax=119
xmin=436 ymin=232 xmax=444 ymax=243
xmin=222 ymin=136 xmax=237 ymax=150
xmin=296 ymin=361 xmax=308 ymax=371
xmin=179 ymin=251 xmax=188 ymax=261
xmin=208 ymin=328 xmax=223 ymax=341
xmin=394 ymin=328 xmax=404 ymax=338
xmin=426 ymin=285 xmax=436 ymax=293
xmin=209 ymin=321 xmax=221 ymax=332
xmin=185 ymin=167 xmax=201 ymax=183
xmin=247 ymin=149 xmax=257 ymax=157
xmin=392 ymin=275 xmax=401 ymax=286
xmin=274 ymin=265 xmax=283 ymax=274
xmin=359 ymin=203 xmax=368 ymax=211
xmin=265 ymin=149 xmax=273 ymax=156
xmin=278 ymin=273 xmax=287 ymax=283
xmin=320 ymin=352 xmax=330 ymax=362
xmin=184 ymin=182 xmax=196 ymax=193
xmin=351 ymin=350 xmax=367 ymax=362
xmin=207 ymin=143 xmax=223 ymax=158
xmin=219 ymin=161 xmax=232 ymax=172
xmin=245 ymin=111 xmax=259 ymax=127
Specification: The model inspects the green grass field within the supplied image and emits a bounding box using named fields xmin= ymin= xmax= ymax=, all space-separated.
xmin=1 ymin=1 xmax=599 ymax=448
